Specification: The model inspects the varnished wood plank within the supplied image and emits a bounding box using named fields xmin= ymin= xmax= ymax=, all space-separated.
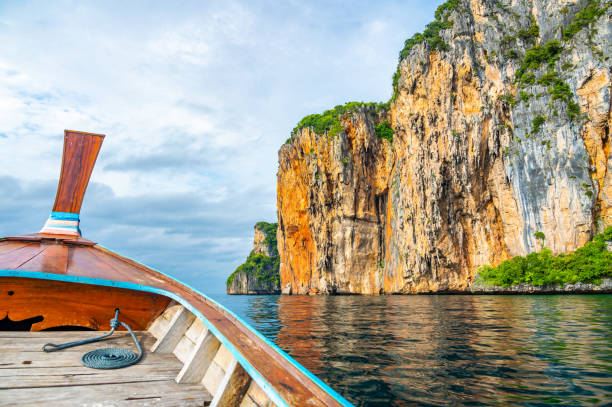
xmin=0 ymin=241 xmax=31 ymax=254
xmin=52 ymin=130 xmax=104 ymax=214
xmin=152 ymin=306 xmax=195 ymax=353
xmin=0 ymin=243 xmax=45 ymax=270
xmin=176 ymin=328 xmax=221 ymax=384
xmin=16 ymin=244 xmax=68 ymax=274
xmin=210 ymin=358 xmax=251 ymax=407
xmin=0 ymin=380 xmax=211 ymax=407
xmin=67 ymin=245 xmax=136 ymax=281
xmin=0 ymin=277 xmax=169 ymax=330
xmin=2 ymin=234 xmax=96 ymax=246
xmin=94 ymin=245 xmax=177 ymax=283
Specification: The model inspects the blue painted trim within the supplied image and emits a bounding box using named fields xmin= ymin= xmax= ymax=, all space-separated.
xmin=1 ymin=268 xmax=353 ymax=407
xmin=50 ymin=211 xmax=80 ymax=221
xmin=96 ymin=245 xmax=353 ymax=407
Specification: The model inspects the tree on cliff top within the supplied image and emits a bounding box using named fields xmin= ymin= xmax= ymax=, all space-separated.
xmin=287 ymin=101 xmax=390 ymax=143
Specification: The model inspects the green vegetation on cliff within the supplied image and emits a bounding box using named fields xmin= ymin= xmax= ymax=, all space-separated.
xmin=374 ymin=121 xmax=393 ymax=142
xmin=562 ymin=1 xmax=610 ymax=40
xmin=514 ymin=40 xmax=562 ymax=80
xmin=506 ymin=0 xmax=609 ymax=131
xmin=226 ymin=222 xmax=280 ymax=288
xmin=392 ymin=0 xmax=459 ymax=100
xmin=478 ymin=227 xmax=612 ymax=287
xmin=397 ymin=0 xmax=459 ymax=60
xmin=288 ymin=101 xmax=390 ymax=142
xmin=226 ymin=251 xmax=280 ymax=287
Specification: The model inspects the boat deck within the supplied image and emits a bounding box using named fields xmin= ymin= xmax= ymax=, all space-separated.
xmin=0 ymin=331 xmax=213 ymax=406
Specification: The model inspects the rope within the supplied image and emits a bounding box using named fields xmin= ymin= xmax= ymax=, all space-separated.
xmin=42 ymin=309 xmax=142 ymax=369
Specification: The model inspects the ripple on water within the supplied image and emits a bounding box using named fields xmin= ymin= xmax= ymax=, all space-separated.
xmin=211 ymin=294 xmax=612 ymax=406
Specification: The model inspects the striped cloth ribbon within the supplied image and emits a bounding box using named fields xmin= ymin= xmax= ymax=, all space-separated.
xmin=40 ymin=211 xmax=81 ymax=236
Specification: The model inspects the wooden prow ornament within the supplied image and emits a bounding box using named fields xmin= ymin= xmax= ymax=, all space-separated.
xmin=40 ymin=130 xmax=104 ymax=236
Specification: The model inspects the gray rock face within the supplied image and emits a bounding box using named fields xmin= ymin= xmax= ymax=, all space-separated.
xmin=254 ymin=225 xmax=277 ymax=257
xmin=226 ymin=271 xmax=280 ymax=295
xmin=277 ymin=0 xmax=611 ymax=294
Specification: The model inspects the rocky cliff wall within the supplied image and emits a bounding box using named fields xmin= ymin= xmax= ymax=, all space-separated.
xmin=277 ymin=0 xmax=611 ymax=294
xmin=253 ymin=221 xmax=278 ymax=257
xmin=226 ymin=271 xmax=280 ymax=295
xmin=227 ymin=222 xmax=280 ymax=294
xmin=278 ymin=109 xmax=393 ymax=294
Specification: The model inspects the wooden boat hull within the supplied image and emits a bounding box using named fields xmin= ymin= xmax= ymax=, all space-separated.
xmin=0 ymin=130 xmax=352 ymax=406
xmin=1 ymin=277 xmax=170 ymax=331
xmin=0 ymin=262 xmax=352 ymax=406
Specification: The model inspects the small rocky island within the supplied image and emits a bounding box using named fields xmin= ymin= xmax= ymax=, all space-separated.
xmin=226 ymin=222 xmax=281 ymax=294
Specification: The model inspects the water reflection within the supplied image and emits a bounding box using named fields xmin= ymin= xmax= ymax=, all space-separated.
xmin=215 ymin=294 xmax=612 ymax=406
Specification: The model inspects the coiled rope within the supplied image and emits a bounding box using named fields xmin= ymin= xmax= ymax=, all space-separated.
xmin=42 ymin=309 xmax=142 ymax=369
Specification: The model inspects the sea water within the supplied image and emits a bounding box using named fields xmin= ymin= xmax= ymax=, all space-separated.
xmin=209 ymin=294 xmax=612 ymax=406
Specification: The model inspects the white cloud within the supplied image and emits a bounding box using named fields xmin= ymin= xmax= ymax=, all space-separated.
xmin=149 ymin=28 xmax=213 ymax=67
xmin=0 ymin=0 xmax=440 ymax=294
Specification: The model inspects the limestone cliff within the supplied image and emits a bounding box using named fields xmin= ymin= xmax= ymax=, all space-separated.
xmin=277 ymin=0 xmax=611 ymax=294
xmin=227 ymin=222 xmax=280 ymax=294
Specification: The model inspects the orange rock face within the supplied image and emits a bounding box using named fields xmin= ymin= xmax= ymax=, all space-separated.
xmin=277 ymin=0 xmax=611 ymax=294
xmin=577 ymin=68 xmax=612 ymax=226
xmin=277 ymin=109 xmax=393 ymax=294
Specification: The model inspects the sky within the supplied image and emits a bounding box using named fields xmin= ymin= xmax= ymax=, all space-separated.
xmin=0 ymin=0 xmax=440 ymax=294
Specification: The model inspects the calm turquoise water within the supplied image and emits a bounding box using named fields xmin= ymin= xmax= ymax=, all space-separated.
xmin=209 ymin=294 xmax=612 ymax=406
